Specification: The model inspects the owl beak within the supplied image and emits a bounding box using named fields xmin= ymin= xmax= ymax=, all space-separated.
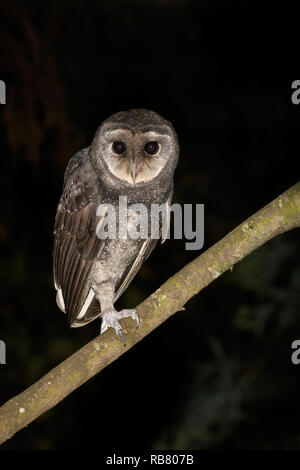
xmin=130 ymin=165 xmax=137 ymax=183
xmin=129 ymin=155 xmax=141 ymax=184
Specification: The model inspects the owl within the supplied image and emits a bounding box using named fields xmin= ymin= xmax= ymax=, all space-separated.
xmin=53 ymin=109 xmax=179 ymax=345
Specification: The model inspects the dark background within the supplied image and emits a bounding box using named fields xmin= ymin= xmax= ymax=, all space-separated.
xmin=0 ymin=0 xmax=299 ymax=450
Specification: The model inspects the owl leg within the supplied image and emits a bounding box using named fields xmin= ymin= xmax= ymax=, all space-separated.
xmin=92 ymin=281 xmax=140 ymax=346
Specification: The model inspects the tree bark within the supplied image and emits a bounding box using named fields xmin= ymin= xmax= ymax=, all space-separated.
xmin=1 ymin=182 xmax=300 ymax=445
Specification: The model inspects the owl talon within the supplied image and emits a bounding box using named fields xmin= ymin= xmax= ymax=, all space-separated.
xmin=100 ymin=309 xmax=139 ymax=345
xmin=120 ymin=309 xmax=140 ymax=329
xmin=118 ymin=330 xmax=126 ymax=347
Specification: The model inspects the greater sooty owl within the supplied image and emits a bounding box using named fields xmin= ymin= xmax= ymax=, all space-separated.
xmin=53 ymin=109 xmax=179 ymax=344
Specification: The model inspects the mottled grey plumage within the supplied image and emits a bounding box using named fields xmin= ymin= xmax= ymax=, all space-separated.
xmin=53 ymin=109 xmax=179 ymax=343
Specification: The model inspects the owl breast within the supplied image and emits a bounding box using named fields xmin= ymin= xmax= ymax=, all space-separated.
xmin=91 ymin=210 xmax=146 ymax=286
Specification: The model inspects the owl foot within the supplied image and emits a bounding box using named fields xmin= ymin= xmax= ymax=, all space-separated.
xmin=100 ymin=309 xmax=140 ymax=346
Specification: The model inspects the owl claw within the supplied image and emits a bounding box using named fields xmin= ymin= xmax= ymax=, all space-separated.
xmin=100 ymin=309 xmax=139 ymax=346
xmin=118 ymin=330 xmax=126 ymax=347
xmin=121 ymin=309 xmax=140 ymax=329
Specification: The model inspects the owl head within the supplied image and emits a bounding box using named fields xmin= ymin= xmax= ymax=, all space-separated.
xmin=89 ymin=109 xmax=179 ymax=185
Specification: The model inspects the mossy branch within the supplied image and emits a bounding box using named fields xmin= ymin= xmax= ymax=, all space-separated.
xmin=1 ymin=182 xmax=300 ymax=445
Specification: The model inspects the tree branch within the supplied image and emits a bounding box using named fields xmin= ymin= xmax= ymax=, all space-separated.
xmin=1 ymin=182 xmax=300 ymax=445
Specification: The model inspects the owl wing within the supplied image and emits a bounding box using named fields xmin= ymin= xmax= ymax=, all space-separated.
xmin=114 ymin=189 xmax=173 ymax=302
xmin=53 ymin=149 xmax=105 ymax=325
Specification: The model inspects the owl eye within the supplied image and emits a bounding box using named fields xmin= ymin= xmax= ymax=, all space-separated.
xmin=144 ymin=141 xmax=159 ymax=155
xmin=112 ymin=141 xmax=126 ymax=155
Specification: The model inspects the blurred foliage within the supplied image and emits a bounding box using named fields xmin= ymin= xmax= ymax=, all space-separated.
xmin=0 ymin=0 xmax=299 ymax=450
